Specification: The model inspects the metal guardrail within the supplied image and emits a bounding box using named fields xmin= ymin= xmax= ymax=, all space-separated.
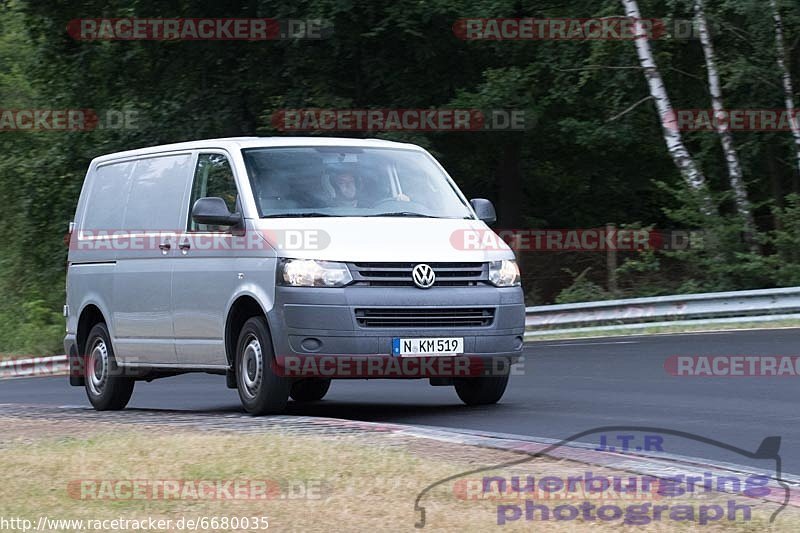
xmin=525 ymin=286 xmax=800 ymax=337
xmin=0 ymin=355 xmax=67 ymax=379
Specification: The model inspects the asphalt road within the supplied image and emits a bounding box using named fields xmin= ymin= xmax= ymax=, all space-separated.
xmin=2 ymin=328 xmax=799 ymax=475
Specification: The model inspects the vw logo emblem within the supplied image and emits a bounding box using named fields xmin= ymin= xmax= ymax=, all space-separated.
xmin=412 ymin=264 xmax=435 ymax=289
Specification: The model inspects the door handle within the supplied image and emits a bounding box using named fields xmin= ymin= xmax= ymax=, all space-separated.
xmin=158 ymin=242 xmax=171 ymax=254
xmin=178 ymin=240 xmax=191 ymax=253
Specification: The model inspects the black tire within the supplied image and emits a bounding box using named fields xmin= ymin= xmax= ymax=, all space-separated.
xmin=84 ymin=323 xmax=135 ymax=411
xmin=290 ymin=378 xmax=331 ymax=402
xmin=454 ymin=375 xmax=509 ymax=406
xmin=235 ymin=316 xmax=290 ymax=415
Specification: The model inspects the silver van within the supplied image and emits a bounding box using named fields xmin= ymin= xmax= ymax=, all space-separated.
xmin=64 ymin=137 xmax=525 ymax=414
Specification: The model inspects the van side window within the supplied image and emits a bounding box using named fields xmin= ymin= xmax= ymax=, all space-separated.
xmin=189 ymin=153 xmax=239 ymax=231
xmin=124 ymin=154 xmax=194 ymax=231
xmin=82 ymin=161 xmax=135 ymax=231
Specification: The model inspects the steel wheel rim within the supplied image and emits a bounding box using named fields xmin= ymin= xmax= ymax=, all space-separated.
xmin=87 ymin=338 xmax=109 ymax=396
xmin=240 ymin=334 xmax=263 ymax=400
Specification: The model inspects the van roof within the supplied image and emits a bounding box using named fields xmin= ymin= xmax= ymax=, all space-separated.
xmin=91 ymin=136 xmax=424 ymax=165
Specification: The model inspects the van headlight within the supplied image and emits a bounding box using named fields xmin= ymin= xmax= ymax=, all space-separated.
xmin=278 ymin=259 xmax=353 ymax=287
xmin=489 ymin=260 xmax=521 ymax=287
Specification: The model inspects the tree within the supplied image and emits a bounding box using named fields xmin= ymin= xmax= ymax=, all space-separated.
xmin=769 ymin=0 xmax=800 ymax=177
xmin=694 ymin=0 xmax=755 ymax=239
xmin=620 ymin=0 xmax=716 ymax=217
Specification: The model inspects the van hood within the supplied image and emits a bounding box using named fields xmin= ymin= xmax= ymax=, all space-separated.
xmin=249 ymin=217 xmax=514 ymax=263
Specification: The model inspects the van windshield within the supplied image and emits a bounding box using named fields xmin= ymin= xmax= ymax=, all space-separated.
xmin=242 ymin=147 xmax=474 ymax=219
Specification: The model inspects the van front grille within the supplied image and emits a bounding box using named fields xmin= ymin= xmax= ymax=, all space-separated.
xmin=349 ymin=262 xmax=487 ymax=287
xmin=355 ymin=307 xmax=495 ymax=328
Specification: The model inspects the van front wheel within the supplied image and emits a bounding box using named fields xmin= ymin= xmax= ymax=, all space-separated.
xmin=454 ymin=375 xmax=509 ymax=406
xmin=236 ymin=317 xmax=289 ymax=415
xmin=84 ymin=323 xmax=135 ymax=411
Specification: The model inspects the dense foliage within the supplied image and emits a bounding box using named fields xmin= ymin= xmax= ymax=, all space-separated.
xmin=2 ymin=0 xmax=800 ymax=353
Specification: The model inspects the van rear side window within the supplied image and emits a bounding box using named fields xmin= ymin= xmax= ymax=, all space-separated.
xmin=82 ymin=161 xmax=135 ymax=231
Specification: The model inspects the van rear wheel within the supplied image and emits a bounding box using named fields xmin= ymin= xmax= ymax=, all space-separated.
xmin=454 ymin=375 xmax=509 ymax=406
xmin=236 ymin=317 xmax=290 ymax=415
xmin=290 ymin=378 xmax=331 ymax=402
xmin=84 ymin=323 xmax=135 ymax=411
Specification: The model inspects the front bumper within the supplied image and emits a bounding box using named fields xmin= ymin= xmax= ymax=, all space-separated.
xmin=266 ymin=284 xmax=525 ymax=378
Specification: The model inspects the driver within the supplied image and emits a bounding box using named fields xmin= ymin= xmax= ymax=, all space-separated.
xmin=330 ymin=170 xmax=360 ymax=207
xmin=330 ymin=169 xmax=410 ymax=207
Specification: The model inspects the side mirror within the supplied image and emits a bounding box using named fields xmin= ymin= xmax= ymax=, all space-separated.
xmin=470 ymin=198 xmax=497 ymax=226
xmin=191 ymin=197 xmax=241 ymax=227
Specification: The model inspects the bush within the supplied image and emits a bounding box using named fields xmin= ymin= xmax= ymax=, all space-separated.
xmin=555 ymin=268 xmax=611 ymax=304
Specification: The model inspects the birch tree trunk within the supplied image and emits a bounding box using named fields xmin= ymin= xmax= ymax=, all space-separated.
xmin=620 ymin=0 xmax=716 ymax=217
xmin=695 ymin=0 xmax=756 ymax=239
xmin=770 ymin=0 xmax=800 ymax=177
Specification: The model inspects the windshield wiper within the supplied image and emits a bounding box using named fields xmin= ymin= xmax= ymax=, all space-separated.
xmin=262 ymin=212 xmax=339 ymax=218
xmin=365 ymin=211 xmax=440 ymax=218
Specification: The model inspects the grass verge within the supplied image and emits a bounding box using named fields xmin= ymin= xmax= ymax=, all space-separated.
xmin=0 ymin=418 xmax=797 ymax=531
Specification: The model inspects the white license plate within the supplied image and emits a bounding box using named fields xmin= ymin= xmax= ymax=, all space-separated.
xmin=392 ymin=337 xmax=464 ymax=357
